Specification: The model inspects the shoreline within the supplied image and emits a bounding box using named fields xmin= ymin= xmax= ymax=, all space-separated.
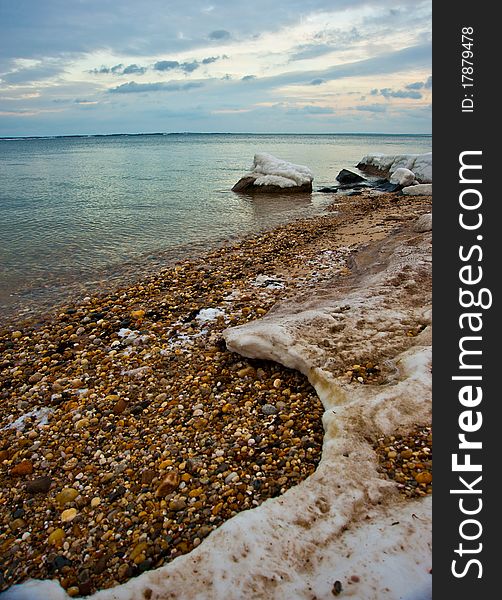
xmin=0 ymin=191 xmax=432 ymax=598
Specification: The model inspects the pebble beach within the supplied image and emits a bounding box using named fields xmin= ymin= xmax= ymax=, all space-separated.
xmin=0 ymin=191 xmax=432 ymax=597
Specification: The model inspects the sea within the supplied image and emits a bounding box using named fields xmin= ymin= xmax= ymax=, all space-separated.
xmin=0 ymin=133 xmax=431 ymax=322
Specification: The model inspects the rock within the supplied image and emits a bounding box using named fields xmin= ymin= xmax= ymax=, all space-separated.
xmin=412 ymin=213 xmax=432 ymax=233
xmin=48 ymin=528 xmax=65 ymax=547
xmin=129 ymin=541 xmax=148 ymax=561
xmin=155 ymin=470 xmax=181 ymax=497
xmin=335 ymin=169 xmax=366 ymax=185
xmin=232 ymin=153 xmax=313 ymax=193
xmin=28 ymin=372 xmax=43 ymax=384
xmin=141 ymin=469 xmax=157 ymax=485
xmin=390 ymin=168 xmax=415 ymax=187
xmin=55 ymin=488 xmax=79 ymax=506
xmin=224 ymin=472 xmax=239 ymax=484
xmin=261 ymin=404 xmax=277 ymax=415
xmin=415 ymin=471 xmax=432 ymax=484
xmin=10 ymin=460 xmax=33 ymax=477
xmin=26 ymin=476 xmax=52 ymax=494
xmin=9 ymin=518 xmax=26 ymax=532
xmin=402 ymin=183 xmax=432 ymax=196
xmin=11 ymin=331 xmax=23 ymax=339
xmin=357 ymin=152 xmax=432 ymax=183
xmin=61 ymin=508 xmax=78 ymax=522
xmin=168 ymin=498 xmax=187 ymax=511
xmin=113 ymin=398 xmax=127 ymax=414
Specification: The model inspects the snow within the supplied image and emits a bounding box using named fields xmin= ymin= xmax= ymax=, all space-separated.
xmin=5 ymin=218 xmax=432 ymax=600
xmin=3 ymin=407 xmax=52 ymax=430
xmin=250 ymin=153 xmax=314 ymax=188
xmin=195 ymin=308 xmax=225 ymax=323
xmin=358 ymin=152 xmax=432 ymax=183
xmin=390 ymin=167 xmax=415 ymax=187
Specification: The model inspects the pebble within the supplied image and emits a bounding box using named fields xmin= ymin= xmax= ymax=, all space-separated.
xmin=374 ymin=426 xmax=432 ymax=499
xmin=0 ymin=207 xmax=355 ymax=595
xmin=155 ymin=470 xmax=181 ymax=498
xmin=61 ymin=508 xmax=78 ymax=522
xmin=25 ymin=476 xmax=53 ymax=494
xmin=48 ymin=529 xmax=65 ymax=547
xmin=56 ymin=488 xmax=79 ymax=506
xmin=10 ymin=460 xmax=33 ymax=477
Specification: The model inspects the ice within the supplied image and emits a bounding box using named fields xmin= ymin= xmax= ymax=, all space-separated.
xmin=249 ymin=153 xmax=314 ymax=188
xmin=358 ymin=152 xmax=432 ymax=183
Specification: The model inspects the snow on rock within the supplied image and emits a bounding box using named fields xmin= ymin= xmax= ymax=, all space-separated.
xmin=403 ymin=183 xmax=432 ymax=196
xmin=390 ymin=167 xmax=415 ymax=187
xmin=232 ymin=153 xmax=313 ymax=193
xmin=357 ymin=152 xmax=432 ymax=183
xmin=4 ymin=222 xmax=432 ymax=600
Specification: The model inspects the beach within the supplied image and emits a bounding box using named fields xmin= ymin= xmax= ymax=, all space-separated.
xmin=0 ymin=189 xmax=432 ymax=598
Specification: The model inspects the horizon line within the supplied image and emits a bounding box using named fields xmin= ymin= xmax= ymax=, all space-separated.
xmin=0 ymin=131 xmax=432 ymax=140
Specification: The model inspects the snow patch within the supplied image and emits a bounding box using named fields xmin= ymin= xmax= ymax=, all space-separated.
xmin=4 ymin=407 xmax=52 ymax=430
xmin=251 ymin=153 xmax=314 ymax=187
xmin=196 ymin=308 xmax=225 ymax=323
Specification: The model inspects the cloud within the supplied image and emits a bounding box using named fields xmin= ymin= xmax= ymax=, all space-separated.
xmin=90 ymin=63 xmax=146 ymax=75
xmin=122 ymin=64 xmax=147 ymax=75
xmin=309 ymin=78 xmax=326 ymax=86
xmin=180 ymin=61 xmax=200 ymax=73
xmin=406 ymin=81 xmax=424 ymax=90
xmin=296 ymin=105 xmax=335 ymax=115
xmin=1 ymin=63 xmax=64 ymax=84
xmin=424 ymin=75 xmax=432 ymax=88
xmin=382 ymin=88 xmax=422 ymax=99
xmin=241 ymin=75 xmax=256 ymax=81
xmin=290 ymin=43 xmax=334 ymax=61
xmin=355 ymin=103 xmax=388 ymax=113
xmin=153 ymin=60 xmax=180 ymax=71
xmin=208 ymin=29 xmax=231 ymax=40
xmin=108 ymin=80 xmax=204 ymax=93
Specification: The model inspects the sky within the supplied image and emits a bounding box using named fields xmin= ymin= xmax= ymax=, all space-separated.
xmin=0 ymin=0 xmax=431 ymax=136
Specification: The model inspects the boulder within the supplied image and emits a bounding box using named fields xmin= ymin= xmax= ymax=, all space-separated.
xmin=402 ymin=184 xmax=432 ymax=196
xmin=412 ymin=213 xmax=432 ymax=233
xmin=335 ymin=169 xmax=366 ymax=185
xmin=390 ymin=168 xmax=415 ymax=187
xmin=357 ymin=152 xmax=432 ymax=183
xmin=232 ymin=153 xmax=313 ymax=193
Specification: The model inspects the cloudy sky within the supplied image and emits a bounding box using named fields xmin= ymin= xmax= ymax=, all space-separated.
xmin=0 ymin=0 xmax=431 ymax=136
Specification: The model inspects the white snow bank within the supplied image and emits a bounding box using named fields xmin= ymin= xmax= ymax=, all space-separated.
xmin=358 ymin=152 xmax=432 ymax=183
xmin=251 ymin=153 xmax=314 ymax=188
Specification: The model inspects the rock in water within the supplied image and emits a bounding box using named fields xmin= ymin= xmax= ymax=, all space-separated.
xmin=232 ymin=153 xmax=313 ymax=193
xmin=335 ymin=169 xmax=366 ymax=185
xmin=357 ymin=152 xmax=432 ymax=183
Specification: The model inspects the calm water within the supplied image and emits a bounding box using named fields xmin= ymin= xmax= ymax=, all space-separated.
xmin=0 ymin=133 xmax=431 ymax=321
